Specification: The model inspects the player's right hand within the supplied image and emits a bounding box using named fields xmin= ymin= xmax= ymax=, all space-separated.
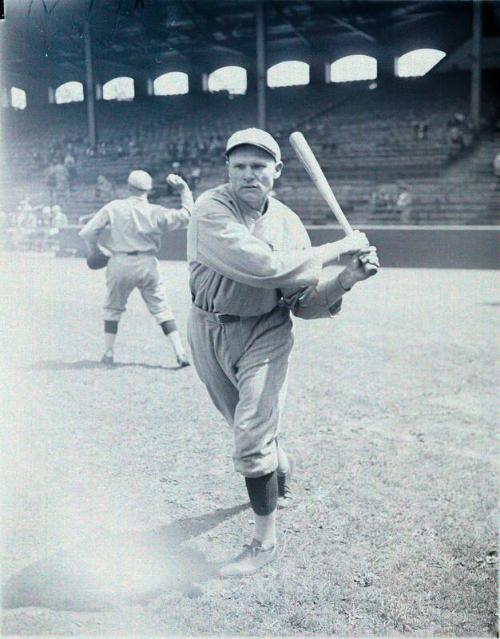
xmin=166 ymin=174 xmax=189 ymax=192
xmin=339 ymin=230 xmax=369 ymax=255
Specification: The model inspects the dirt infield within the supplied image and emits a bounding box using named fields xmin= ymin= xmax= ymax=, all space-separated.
xmin=1 ymin=253 xmax=497 ymax=637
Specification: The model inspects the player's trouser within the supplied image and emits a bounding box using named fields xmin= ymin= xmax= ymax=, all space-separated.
xmin=104 ymin=253 xmax=175 ymax=324
xmin=187 ymin=304 xmax=293 ymax=478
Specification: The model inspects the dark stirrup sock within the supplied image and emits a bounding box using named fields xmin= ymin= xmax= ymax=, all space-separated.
xmin=104 ymin=320 xmax=118 ymax=335
xmin=160 ymin=320 xmax=177 ymax=336
xmin=245 ymin=471 xmax=278 ymax=516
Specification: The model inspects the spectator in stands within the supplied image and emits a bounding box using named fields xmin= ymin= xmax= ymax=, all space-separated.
xmin=396 ymin=184 xmax=413 ymax=224
xmin=17 ymin=203 xmax=37 ymax=229
xmin=494 ymin=153 xmax=500 ymax=179
xmin=190 ymin=165 xmax=201 ymax=188
xmin=95 ymin=174 xmax=115 ymax=202
xmin=51 ymin=205 xmax=68 ymax=229
xmin=46 ymin=162 xmax=58 ymax=203
xmin=15 ymin=203 xmax=38 ymax=250
xmin=41 ymin=205 xmax=52 ymax=227
xmin=64 ymin=151 xmax=77 ymax=190
xmin=412 ymin=120 xmax=429 ymax=141
xmin=48 ymin=159 xmax=71 ymax=202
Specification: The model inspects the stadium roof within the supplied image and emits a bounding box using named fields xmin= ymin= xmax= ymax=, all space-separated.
xmin=1 ymin=0 xmax=499 ymax=85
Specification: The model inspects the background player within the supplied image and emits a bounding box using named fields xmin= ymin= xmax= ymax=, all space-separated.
xmin=80 ymin=169 xmax=193 ymax=367
xmin=187 ymin=128 xmax=378 ymax=577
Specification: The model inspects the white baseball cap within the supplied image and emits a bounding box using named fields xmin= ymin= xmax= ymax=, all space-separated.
xmin=128 ymin=170 xmax=153 ymax=191
xmin=225 ymin=128 xmax=281 ymax=163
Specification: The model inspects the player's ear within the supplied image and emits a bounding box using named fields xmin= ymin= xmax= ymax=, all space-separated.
xmin=274 ymin=161 xmax=283 ymax=179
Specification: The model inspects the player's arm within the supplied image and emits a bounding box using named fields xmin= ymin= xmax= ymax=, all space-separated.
xmin=78 ymin=206 xmax=110 ymax=252
xmin=192 ymin=200 xmax=368 ymax=290
xmin=283 ymin=247 xmax=379 ymax=320
xmin=160 ymin=174 xmax=194 ymax=231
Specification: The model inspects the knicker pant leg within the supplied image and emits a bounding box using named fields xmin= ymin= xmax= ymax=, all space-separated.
xmin=104 ymin=256 xmax=135 ymax=322
xmin=138 ymin=257 xmax=175 ymax=325
xmin=232 ymin=308 xmax=294 ymax=478
xmin=187 ymin=307 xmax=239 ymax=427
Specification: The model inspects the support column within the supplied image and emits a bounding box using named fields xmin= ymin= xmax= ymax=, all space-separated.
xmin=134 ymin=76 xmax=149 ymax=98
xmin=84 ymin=17 xmax=97 ymax=147
xmin=256 ymin=0 xmax=267 ymax=130
xmin=377 ymin=47 xmax=396 ymax=88
xmin=470 ymin=0 xmax=482 ymax=129
xmin=308 ymin=56 xmax=325 ymax=87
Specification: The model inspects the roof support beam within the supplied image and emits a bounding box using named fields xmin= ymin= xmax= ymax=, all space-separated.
xmin=270 ymin=2 xmax=316 ymax=50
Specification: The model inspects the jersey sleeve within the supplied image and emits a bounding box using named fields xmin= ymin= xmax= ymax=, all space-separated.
xmin=190 ymin=193 xmax=323 ymax=290
xmin=78 ymin=205 xmax=110 ymax=247
xmin=282 ymin=270 xmax=344 ymax=319
xmin=157 ymin=188 xmax=194 ymax=231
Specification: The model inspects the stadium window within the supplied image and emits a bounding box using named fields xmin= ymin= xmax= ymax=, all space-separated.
xmin=153 ymin=72 xmax=189 ymax=96
xmin=11 ymin=87 xmax=27 ymax=109
xmin=208 ymin=66 xmax=247 ymax=95
xmin=55 ymin=81 xmax=84 ymax=104
xmin=396 ymin=49 xmax=446 ymax=77
xmin=267 ymin=61 xmax=309 ymax=88
xmin=102 ymin=76 xmax=135 ymax=101
xmin=329 ymin=55 xmax=377 ymax=83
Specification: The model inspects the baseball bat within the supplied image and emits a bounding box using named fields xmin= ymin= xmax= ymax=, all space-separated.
xmin=289 ymin=131 xmax=377 ymax=275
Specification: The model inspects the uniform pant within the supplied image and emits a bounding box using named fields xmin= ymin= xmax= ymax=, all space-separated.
xmin=104 ymin=254 xmax=175 ymax=324
xmin=187 ymin=304 xmax=294 ymax=478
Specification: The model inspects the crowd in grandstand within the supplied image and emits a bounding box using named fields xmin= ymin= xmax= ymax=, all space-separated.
xmin=2 ymin=74 xmax=498 ymax=236
xmin=0 ymin=198 xmax=69 ymax=252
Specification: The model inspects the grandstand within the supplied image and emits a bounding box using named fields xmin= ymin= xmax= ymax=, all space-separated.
xmin=1 ymin=1 xmax=499 ymax=249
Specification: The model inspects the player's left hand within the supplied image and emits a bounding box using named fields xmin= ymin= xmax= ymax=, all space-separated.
xmin=166 ymin=174 xmax=189 ymax=192
xmin=340 ymin=246 xmax=379 ymax=287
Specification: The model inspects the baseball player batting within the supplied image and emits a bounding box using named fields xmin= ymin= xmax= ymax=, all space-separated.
xmin=79 ymin=170 xmax=194 ymax=367
xmin=187 ymin=128 xmax=379 ymax=577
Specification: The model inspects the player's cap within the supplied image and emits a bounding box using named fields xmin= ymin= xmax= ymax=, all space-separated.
xmin=128 ymin=170 xmax=153 ymax=191
xmin=51 ymin=205 xmax=61 ymax=213
xmin=225 ymin=128 xmax=281 ymax=163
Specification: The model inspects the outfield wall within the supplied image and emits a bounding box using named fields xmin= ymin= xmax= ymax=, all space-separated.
xmin=61 ymin=225 xmax=499 ymax=270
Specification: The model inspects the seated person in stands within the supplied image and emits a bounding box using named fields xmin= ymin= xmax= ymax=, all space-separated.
xmin=95 ymin=174 xmax=115 ymax=202
xmin=190 ymin=165 xmax=201 ymax=187
xmin=51 ymin=205 xmax=68 ymax=229
xmin=396 ymin=185 xmax=413 ymax=224
xmin=494 ymin=153 xmax=500 ymax=179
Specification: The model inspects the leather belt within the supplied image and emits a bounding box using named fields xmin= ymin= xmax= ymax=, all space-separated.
xmin=124 ymin=250 xmax=154 ymax=256
xmin=212 ymin=313 xmax=241 ymax=323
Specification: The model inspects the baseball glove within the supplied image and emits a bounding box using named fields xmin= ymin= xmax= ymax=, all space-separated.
xmin=86 ymin=248 xmax=109 ymax=270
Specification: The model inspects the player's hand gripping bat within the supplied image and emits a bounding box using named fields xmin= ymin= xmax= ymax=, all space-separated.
xmin=289 ymin=131 xmax=378 ymax=277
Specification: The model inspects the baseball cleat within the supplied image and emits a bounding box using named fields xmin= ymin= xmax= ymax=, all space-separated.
xmin=101 ymin=353 xmax=114 ymax=366
xmin=219 ymin=539 xmax=276 ymax=578
xmin=277 ymin=457 xmax=294 ymax=509
xmin=176 ymin=355 xmax=191 ymax=368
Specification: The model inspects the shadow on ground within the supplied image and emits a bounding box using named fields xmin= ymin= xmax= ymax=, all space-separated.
xmin=29 ymin=360 xmax=182 ymax=371
xmin=3 ymin=504 xmax=248 ymax=611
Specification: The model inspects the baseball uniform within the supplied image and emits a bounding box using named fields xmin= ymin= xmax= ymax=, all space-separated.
xmin=79 ymin=189 xmax=193 ymax=325
xmin=187 ymin=183 xmax=346 ymax=477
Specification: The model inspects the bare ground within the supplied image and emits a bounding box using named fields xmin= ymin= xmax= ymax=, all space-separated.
xmin=0 ymin=253 xmax=497 ymax=637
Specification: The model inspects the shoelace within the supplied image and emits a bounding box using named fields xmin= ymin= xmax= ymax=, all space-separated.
xmin=242 ymin=542 xmax=274 ymax=557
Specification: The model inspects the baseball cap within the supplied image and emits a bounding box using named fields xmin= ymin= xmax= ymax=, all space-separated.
xmin=225 ymin=128 xmax=281 ymax=163
xmin=128 ymin=170 xmax=153 ymax=191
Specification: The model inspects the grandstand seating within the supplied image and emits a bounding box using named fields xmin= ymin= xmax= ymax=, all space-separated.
xmin=2 ymin=73 xmax=498 ymax=225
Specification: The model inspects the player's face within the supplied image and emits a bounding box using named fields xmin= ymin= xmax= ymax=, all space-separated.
xmin=227 ymin=145 xmax=282 ymax=209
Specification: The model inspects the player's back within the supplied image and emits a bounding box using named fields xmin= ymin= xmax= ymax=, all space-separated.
xmin=103 ymin=196 xmax=164 ymax=253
